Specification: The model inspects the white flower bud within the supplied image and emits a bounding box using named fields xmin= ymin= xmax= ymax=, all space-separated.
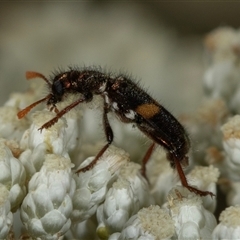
xmin=204 ymin=27 xmax=240 ymax=62
xmin=207 ymin=116 xmax=240 ymax=205
xmin=19 ymin=144 xmax=47 ymax=181
xmin=72 ymin=146 xmax=129 ymax=223
xmin=0 ymin=139 xmax=26 ymax=211
xmin=96 ymin=161 xmax=153 ymax=236
xmin=3 ymin=139 xmax=22 ymax=159
xmin=204 ymin=27 xmax=240 ymax=112
xmin=180 ymin=99 xmax=228 ymax=165
xmin=203 ymin=60 xmax=240 ymax=101
xmin=167 ymin=186 xmax=217 ymax=239
xmin=212 ymin=205 xmax=240 ymax=239
xmin=0 ymin=184 xmax=13 ymax=239
xmin=147 ymin=149 xmax=177 ymax=206
xmin=20 ymin=110 xmax=78 ymax=155
xmin=19 ymin=110 xmax=80 ymax=179
xmin=71 ymin=217 xmax=97 ymax=240
xmin=118 ymin=205 xmax=175 ymax=240
xmin=21 ymin=154 xmax=75 ymax=239
xmin=109 ymin=232 xmax=121 ymax=240
xmin=2 ymin=78 xmax=46 ymax=142
xmin=0 ymin=106 xmax=29 ymax=141
xmin=221 ymin=115 xmax=240 ymax=181
xmin=187 ymin=165 xmax=219 ymax=212
xmin=227 ymin=182 xmax=240 ymax=206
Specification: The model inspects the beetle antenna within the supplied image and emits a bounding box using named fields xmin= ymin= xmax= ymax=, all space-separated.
xmin=26 ymin=71 xmax=52 ymax=87
xmin=17 ymin=94 xmax=51 ymax=119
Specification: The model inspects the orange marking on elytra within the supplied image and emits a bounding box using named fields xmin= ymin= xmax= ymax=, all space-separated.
xmin=135 ymin=103 xmax=160 ymax=118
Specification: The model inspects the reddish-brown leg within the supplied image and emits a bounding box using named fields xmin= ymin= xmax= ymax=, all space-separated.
xmin=39 ymin=97 xmax=86 ymax=131
xmin=174 ymin=156 xmax=215 ymax=197
xmin=76 ymin=100 xmax=113 ymax=174
xmin=76 ymin=142 xmax=110 ymax=173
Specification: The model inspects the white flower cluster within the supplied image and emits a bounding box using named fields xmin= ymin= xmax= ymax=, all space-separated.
xmin=3 ymin=26 xmax=240 ymax=239
xmin=213 ymin=205 xmax=240 ymax=239
xmin=183 ymin=26 xmax=240 ymax=239
xmin=203 ymin=27 xmax=240 ymax=112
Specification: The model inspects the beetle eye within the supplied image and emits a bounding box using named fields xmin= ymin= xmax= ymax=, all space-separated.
xmin=53 ymin=80 xmax=64 ymax=96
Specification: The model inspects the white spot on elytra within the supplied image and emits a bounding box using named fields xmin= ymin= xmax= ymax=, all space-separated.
xmin=125 ymin=110 xmax=135 ymax=120
xmin=112 ymin=102 xmax=119 ymax=110
xmin=104 ymin=94 xmax=110 ymax=104
xmin=99 ymin=82 xmax=107 ymax=92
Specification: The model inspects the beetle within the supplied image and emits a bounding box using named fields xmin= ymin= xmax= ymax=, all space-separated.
xmin=18 ymin=67 xmax=214 ymax=197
